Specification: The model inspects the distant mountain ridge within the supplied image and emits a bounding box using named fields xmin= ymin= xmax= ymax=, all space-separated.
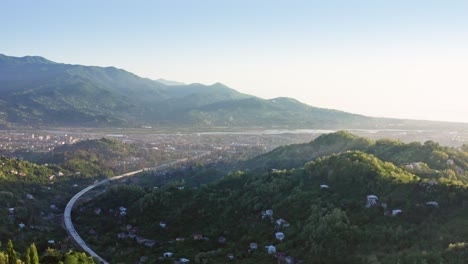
xmin=0 ymin=54 xmax=466 ymax=129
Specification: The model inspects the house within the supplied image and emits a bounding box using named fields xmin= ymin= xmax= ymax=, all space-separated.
xmin=73 ymin=184 xmax=78 ymax=187
xmin=426 ymin=201 xmax=439 ymax=207
xmin=227 ymin=253 xmax=235 ymax=260
xmin=163 ymin=252 xmax=173 ymax=258
xmin=176 ymin=237 xmax=185 ymax=242
xmin=119 ymin=206 xmax=127 ymax=216
xmin=320 ymin=184 xmax=329 ymax=189
xmin=94 ymin=208 xmax=102 ymax=215
xmin=26 ymin=194 xmax=34 ymax=199
xmin=266 ymin=209 xmax=274 ymax=217
xmin=392 ymin=209 xmax=402 ymax=216
xmin=275 ymin=219 xmax=290 ymax=228
xmin=136 ymin=236 xmax=147 ymax=244
xmin=18 ymin=223 xmax=26 ymax=229
xmin=381 ymin=203 xmax=388 ymax=209
xmin=48 ymin=240 xmax=55 ymax=245
xmin=447 ymin=159 xmax=455 ymax=165
xmin=285 ymin=256 xmax=295 ymax=264
xmin=262 ymin=209 xmax=274 ymax=219
xmin=249 ymin=243 xmax=258 ymax=250
xmin=179 ymin=258 xmax=190 ymax=263
xmin=50 ymin=205 xmax=58 ymax=210
xmin=193 ymin=233 xmax=203 ymax=240
xmin=366 ymin=195 xmax=378 ymax=207
xmin=8 ymin=208 xmax=14 ymax=215
xmin=265 ymin=245 xmax=276 ymax=254
xmin=144 ymin=240 xmax=156 ymax=247
xmin=218 ymin=236 xmax=227 ymax=244
xmin=275 ymin=232 xmax=285 ymax=241
xmin=159 ymin=221 xmax=167 ymax=228
xmin=117 ymin=232 xmax=127 ymax=239
xmin=139 ymin=256 xmax=148 ymax=263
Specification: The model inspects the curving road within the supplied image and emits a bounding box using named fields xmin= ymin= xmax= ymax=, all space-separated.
xmin=64 ymin=155 xmax=209 ymax=263
xmin=64 ymin=170 xmax=142 ymax=264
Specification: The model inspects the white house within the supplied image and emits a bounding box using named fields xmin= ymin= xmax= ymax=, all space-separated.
xmin=426 ymin=201 xmax=439 ymax=207
xmin=266 ymin=245 xmax=276 ymax=254
xmin=159 ymin=221 xmax=167 ymax=228
xmin=163 ymin=252 xmax=173 ymax=258
xmin=366 ymin=195 xmax=378 ymax=207
xmin=18 ymin=223 xmax=26 ymax=229
xmin=179 ymin=258 xmax=190 ymax=263
xmin=392 ymin=209 xmax=402 ymax=216
xmin=249 ymin=243 xmax=258 ymax=250
xmin=275 ymin=232 xmax=285 ymax=241
xmin=320 ymin=184 xmax=329 ymax=189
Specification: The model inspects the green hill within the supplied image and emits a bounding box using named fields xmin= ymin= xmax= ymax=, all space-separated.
xmin=75 ymin=150 xmax=468 ymax=263
xmin=245 ymin=131 xmax=468 ymax=184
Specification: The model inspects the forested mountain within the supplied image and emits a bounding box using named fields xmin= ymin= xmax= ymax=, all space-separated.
xmin=244 ymin=131 xmax=468 ymax=184
xmin=76 ymin=149 xmax=468 ymax=263
xmin=2 ymin=54 xmax=466 ymax=130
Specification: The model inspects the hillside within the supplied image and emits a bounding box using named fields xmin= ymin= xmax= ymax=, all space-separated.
xmin=35 ymin=138 xmax=179 ymax=177
xmin=75 ymin=150 xmax=468 ymax=263
xmin=244 ymin=131 xmax=468 ymax=184
xmin=2 ymin=54 xmax=466 ymax=130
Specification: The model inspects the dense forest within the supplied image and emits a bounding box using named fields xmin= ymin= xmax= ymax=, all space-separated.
xmin=74 ymin=132 xmax=468 ymax=263
xmin=244 ymin=131 xmax=468 ymax=184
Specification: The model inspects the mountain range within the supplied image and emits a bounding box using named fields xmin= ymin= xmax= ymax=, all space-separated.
xmin=0 ymin=54 xmax=466 ymax=129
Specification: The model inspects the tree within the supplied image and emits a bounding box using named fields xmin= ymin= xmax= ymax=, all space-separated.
xmin=6 ymin=240 xmax=17 ymax=264
xmin=25 ymin=243 xmax=39 ymax=264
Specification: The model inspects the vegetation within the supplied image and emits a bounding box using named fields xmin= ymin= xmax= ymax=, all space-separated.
xmin=245 ymin=131 xmax=468 ymax=184
xmin=74 ymin=133 xmax=468 ymax=263
xmin=0 ymin=240 xmax=94 ymax=264
xmin=3 ymin=54 xmax=468 ymax=130
xmin=36 ymin=138 xmax=172 ymax=177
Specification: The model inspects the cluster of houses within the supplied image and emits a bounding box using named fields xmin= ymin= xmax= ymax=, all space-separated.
xmin=117 ymin=224 xmax=157 ymax=248
xmin=258 ymin=209 xmax=295 ymax=264
xmin=366 ymin=194 xmax=440 ymax=216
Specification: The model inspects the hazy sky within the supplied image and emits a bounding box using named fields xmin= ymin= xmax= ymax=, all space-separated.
xmin=2 ymin=0 xmax=468 ymax=123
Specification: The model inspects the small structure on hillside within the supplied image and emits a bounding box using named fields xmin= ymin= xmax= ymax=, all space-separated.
xmin=193 ymin=233 xmax=203 ymax=240
xmin=218 ymin=236 xmax=227 ymax=244
xmin=262 ymin=209 xmax=274 ymax=219
xmin=266 ymin=245 xmax=276 ymax=254
xmin=249 ymin=242 xmax=258 ymax=250
xmin=275 ymin=232 xmax=285 ymax=241
xmin=163 ymin=252 xmax=173 ymax=258
xmin=320 ymin=184 xmax=329 ymax=189
xmin=366 ymin=195 xmax=378 ymax=207
xmin=426 ymin=201 xmax=439 ymax=207
xmin=159 ymin=221 xmax=167 ymax=228
xmin=275 ymin=219 xmax=290 ymax=229
xmin=392 ymin=209 xmax=402 ymax=216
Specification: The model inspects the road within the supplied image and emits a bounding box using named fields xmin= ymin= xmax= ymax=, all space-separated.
xmin=63 ymin=157 xmax=194 ymax=263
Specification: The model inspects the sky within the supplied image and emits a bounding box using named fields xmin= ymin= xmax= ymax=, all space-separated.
xmin=2 ymin=0 xmax=468 ymax=123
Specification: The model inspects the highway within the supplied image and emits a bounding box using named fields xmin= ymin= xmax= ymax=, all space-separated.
xmin=63 ymin=158 xmax=192 ymax=263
